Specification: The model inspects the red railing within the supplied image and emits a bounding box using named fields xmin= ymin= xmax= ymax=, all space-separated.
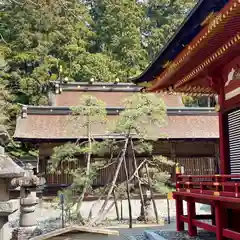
xmin=174 ymin=171 xmax=240 ymax=240
xmin=176 ymin=174 xmax=240 ymax=200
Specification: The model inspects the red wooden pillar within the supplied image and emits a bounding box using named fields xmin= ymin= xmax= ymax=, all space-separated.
xmin=187 ymin=199 xmax=197 ymax=237
xmin=218 ymin=80 xmax=229 ymax=174
xmin=211 ymin=205 xmax=216 ymax=225
xmin=176 ymin=196 xmax=184 ymax=231
xmin=215 ymin=201 xmax=227 ymax=240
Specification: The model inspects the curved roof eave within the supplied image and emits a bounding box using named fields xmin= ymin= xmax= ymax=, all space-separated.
xmin=131 ymin=0 xmax=229 ymax=85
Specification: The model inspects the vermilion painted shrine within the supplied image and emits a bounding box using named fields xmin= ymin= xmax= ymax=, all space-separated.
xmin=134 ymin=0 xmax=240 ymax=239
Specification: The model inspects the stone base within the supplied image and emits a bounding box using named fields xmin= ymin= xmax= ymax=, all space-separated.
xmin=11 ymin=227 xmax=42 ymax=240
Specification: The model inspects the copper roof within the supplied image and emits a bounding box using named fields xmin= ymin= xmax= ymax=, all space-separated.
xmin=14 ymin=110 xmax=219 ymax=140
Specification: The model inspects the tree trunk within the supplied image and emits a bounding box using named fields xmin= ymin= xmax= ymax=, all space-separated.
xmin=145 ymin=162 xmax=159 ymax=224
xmin=75 ymin=118 xmax=92 ymax=224
xmin=130 ymin=138 xmax=146 ymax=223
xmin=123 ymin=155 xmax=133 ymax=228
xmin=88 ymin=137 xmax=129 ymax=225
xmin=113 ymin=189 xmax=120 ymax=221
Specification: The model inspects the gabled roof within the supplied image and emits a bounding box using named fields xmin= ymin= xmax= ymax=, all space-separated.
xmin=14 ymin=106 xmax=219 ymax=141
xmin=132 ymin=0 xmax=229 ymax=85
xmin=50 ymin=81 xmax=184 ymax=107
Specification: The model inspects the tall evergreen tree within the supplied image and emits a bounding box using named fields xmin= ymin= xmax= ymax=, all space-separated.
xmin=144 ymin=0 xmax=197 ymax=60
xmin=87 ymin=0 xmax=148 ymax=78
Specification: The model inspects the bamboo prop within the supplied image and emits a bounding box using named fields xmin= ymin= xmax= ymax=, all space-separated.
xmin=130 ymin=138 xmax=147 ymax=223
xmin=87 ymin=151 xmax=121 ymax=221
xmin=123 ymin=155 xmax=133 ymax=228
xmin=120 ymin=199 xmax=123 ymax=220
xmin=113 ymin=189 xmax=120 ymax=221
xmin=145 ymin=162 xmax=159 ymax=224
xmin=88 ymin=137 xmax=129 ymax=225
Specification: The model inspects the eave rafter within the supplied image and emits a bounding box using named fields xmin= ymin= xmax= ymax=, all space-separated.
xmin=175 ymin=33 xmax=240 ymax=88
xmin=149 ymin=0 xmax=240 ymax=92
xmin=145 ymin=85 xmax=216 ymax=97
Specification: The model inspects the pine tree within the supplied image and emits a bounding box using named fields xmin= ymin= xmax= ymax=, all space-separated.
xmin=91 ymin=93 xmax=175 ymax=225
xmin=51 ymin=95 xmax=108 ymax=224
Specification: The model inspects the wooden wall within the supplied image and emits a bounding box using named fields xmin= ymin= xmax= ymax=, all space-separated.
xmin=38 ymin=140 xmax=219 ymax=187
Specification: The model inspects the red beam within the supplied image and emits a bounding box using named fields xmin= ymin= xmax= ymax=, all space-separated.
xmin=179 ymin=174 xmax=240 ymax=179
xmin=180 ymin=215 xmax=188 ymax=223
xmin=173 ymin=191 xmax=240 ymax=203
xmin=192 ymin=219 xmax=216 ymax=232
xmin=178 ymin=181 xmax=239 ymax=187
xmin=180 ymin=189 xmax=237 ymax=198
xmin=223 ymin=228 xmax=240 ymax=240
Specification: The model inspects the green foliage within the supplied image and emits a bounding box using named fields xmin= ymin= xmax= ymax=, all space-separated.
xmin=50 ymin=95 xmax=110 ymax=217
xmin=91 ymin=139 xmax=119 ymax=156
xmin=182 ymin=95 xmax=215 ymax=107
xmin=133 ymin=140 xmax=153 ymax=155
xmin=114 ymin=93 xmax=167 ymax=138
xmin=1 ymin=0 xmax=196 ymax=157
xmin=71 ymin=95 xmax=107 ymax=127
xmin=144 ymin=156 xmax=175 ymax=195
xmin=144 ymin=0 xmax=197 ymax=60
xmin=51 ymin=142 xmax=82 ymax=168
xmin=182 ymin=95 xmax=198 ymax=107
xmin=88 ymin=0 xmax=148 ymax=78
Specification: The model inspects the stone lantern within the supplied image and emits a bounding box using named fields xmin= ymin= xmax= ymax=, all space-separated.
xmin=11 ymin=163 xmax=46 ymax=240
xmin=0 ymin=146 xmax=25 ymax=240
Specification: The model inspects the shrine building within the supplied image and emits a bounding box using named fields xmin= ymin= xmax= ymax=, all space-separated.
xmin=14 ymin=82 xmax=218 ymax=195
xmin=133 ymin=0 xmax=240 ymax=239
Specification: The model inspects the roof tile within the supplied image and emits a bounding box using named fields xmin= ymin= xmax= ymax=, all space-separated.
xmin=14 ymin=114 xmax=219 ymax=140
xmin=55 ymin=92 xmax=184 ymax=107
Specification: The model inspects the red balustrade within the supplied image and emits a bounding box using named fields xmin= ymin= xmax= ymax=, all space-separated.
xmin=174 ymin=168 xmax=240 ymax=240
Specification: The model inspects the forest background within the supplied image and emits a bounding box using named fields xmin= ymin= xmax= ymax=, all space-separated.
xmin=0 ymin=0 xmax=199 ymax=157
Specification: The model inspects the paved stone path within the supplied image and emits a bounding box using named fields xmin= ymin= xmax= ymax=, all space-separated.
xmin=9 ymin=199 xmax=211 ymax=237
xmin=32 ymin=199 xmax=211 ymax=222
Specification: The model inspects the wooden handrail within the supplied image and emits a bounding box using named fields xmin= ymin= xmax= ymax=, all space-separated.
xmin=178 ymin=181 xmax=239 ymax=187
xmin=178 ymin=174 xmax=240 ymax=179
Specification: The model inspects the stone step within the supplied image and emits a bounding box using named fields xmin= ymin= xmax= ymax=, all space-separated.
xmin=144 ymin=230 xmax=166 ymax=240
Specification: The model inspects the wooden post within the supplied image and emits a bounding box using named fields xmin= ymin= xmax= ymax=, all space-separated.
xmin=175 ymin=163 xmax=184 ymax=231
xmin=211 ymin=205 xmax=216 ymax=225
xmin=113 ymin=189 xmax=120 ymax=221
xmin=215 ymin=201 xmax=223 ymax=240
xmin=187 ymin=199 xmax=197 ymax=237
xmin=218 ymin=79 xmax=229 ymax=174
xmin=130 ymin=139 xmax=146 ymax=223
xmin=145 ymin=162 xmax=159 ymax=224
xmin=176 ymin=196 xmax=184 ymax=231
xmin=123 ymin=156 xmax=133 ymax=228
xmin=170 ymin=142 xmax=177 ymax=182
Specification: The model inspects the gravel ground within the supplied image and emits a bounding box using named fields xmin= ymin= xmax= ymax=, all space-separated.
xmin=9 ymin=199 xmax=211 ymax=235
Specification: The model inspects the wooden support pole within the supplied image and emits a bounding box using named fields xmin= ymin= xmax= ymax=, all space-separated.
xmin=211 ymin=205 xmax=215 ymax=225
xmin=130 ymin=139 xmax=146 ymax=223
xmin=113 ymin=189 xmax=120 ymax=221
xmin=145 ymin=162 xmax=159 ymax=224
xmin=218 ymin=79 xmax=229 ymax=174
xmin=215 ymin=201 xmax=223 ymax=240
xmin=176 ymin=196 xmax=184 ymax=231
xmin=187 ymin=199 xmax=197 ymax=237
xmin=123 ymin=156 xmax=133 ymax=228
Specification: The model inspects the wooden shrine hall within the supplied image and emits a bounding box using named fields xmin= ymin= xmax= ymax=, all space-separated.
xmin=133 ymin=0 xmax=240 ymax=239
xmin=14 ymin=82 xmax=219 ymax=195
